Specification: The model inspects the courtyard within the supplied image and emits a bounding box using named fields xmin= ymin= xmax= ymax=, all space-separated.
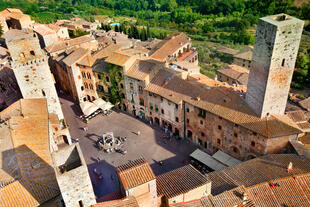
xmin=59 ymin=95 xmax=197 ymax=199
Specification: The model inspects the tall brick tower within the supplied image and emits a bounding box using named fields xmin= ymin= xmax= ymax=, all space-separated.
xmin=6 ymin=31 xmax=64 ymax=120
xmin=246 ymin=14 xmax=304 ymax=118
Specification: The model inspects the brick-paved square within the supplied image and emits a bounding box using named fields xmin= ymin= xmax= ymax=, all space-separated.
xmin=60 ymin=96 xmax=197 ymax=199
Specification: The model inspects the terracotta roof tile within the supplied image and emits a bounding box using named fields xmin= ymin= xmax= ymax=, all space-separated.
xmin=91 ymin=196 xmax=138 ymax=207
xmin=145 ymin=70 xmax=301 ymax=138
xmin=117 ymin=158 xmax=155 ymax=190
xmin=151 ymin=33 xmax=190 ymax=61
xmin=62 ymin=47 xmax=89 ymax=66
xmin=0 ymin=99 xmax=60 ymax=207
xmin=156 ymin=165 xmax=209 ymax=198
xmin=247 ymin=175 xmax=310 ymax=207
xmin=207 ymin=154 xmax=310 ymax=195
xmin=105 ymin=50 xmax=133 ymax=66
xmin=217 ymin=64 xmax=249 ymax=84
xmin=46 ymin=35 xmax=95 ymax=53
xmin=299 ymin=97 xmax=310 ymax=110
xmin=234 ymin=46 xmax=253 ymax=61
xmin=126 ymin=59 xmax=164 ymax=80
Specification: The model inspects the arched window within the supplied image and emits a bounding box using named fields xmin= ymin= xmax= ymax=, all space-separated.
xmin=84 ymin=82 xmax=88 ymax=89
xmin=89 ymin=84 xmax=93 ymax=90
xmin=87 ymin=73 xmax=91 ymax=79
xmin=82 ymin=72 xmax=86 ymax=78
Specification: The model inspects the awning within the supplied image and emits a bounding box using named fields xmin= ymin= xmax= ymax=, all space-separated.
xmin=212 ymin=150 xmax=241 ymax=166
xmin=93 ymin=99 xmax=114 ymax=111
xmin=190 ymin=149 xmax=227 ymax=171
xmin=80 ymin=101 xmax=98 ymax=117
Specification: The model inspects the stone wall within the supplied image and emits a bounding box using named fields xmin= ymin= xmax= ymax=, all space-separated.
xmin=246 ymin=14 xmax=304 ymax=118
xmin=184 ymin=102 xmax=269 ymax=160
xmin=52 ymin=144 xmax=96 ymax=207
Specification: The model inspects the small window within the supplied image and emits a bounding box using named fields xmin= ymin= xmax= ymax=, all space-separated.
xmin=42 ymin=89 xmax=46 ymax=97
xmin=87 ymin=73 xmax=91 ymax=79
xmin=217 ymin=139 xmax=221 ymax=144
xmin=83 ymin=97 xmax=86 ymax=101
xmin=84 ymin=82 xmax=88 ymax=89
xmin=149 ymin=92 xmax=153 ymax=96
xmin=234 ymin=124 xmax=238 ymax=127
xmin=187 ymin=108 xmax=189 ymax=113
xmin=175 ymin=104 xmax=178 ymax=110
xmin=187 ymin=119 xmax=189 ymax=124
xmin=175 ymin=117 xmax=179 ymax=122
xmin=139 ymin=86 xmax=143 ymax=92
xmin=253 ymin=132 xmax=257 ymax=136
xmin=79 ymin=200 xmax=84 ymax=207
xmin=201 ymin=132 xmax=205 ymax=137
xmin=97 ymin=74 xmax=102 ymax=79
xmin=219 ymin=116 xmax=222 ymax=120
xmin=30 ymin=50 xmax=35 ymax=56
xmin=161 ymin=109 xmax=164 ymax=114
xmin=106 ymin=76 xmax=110 ymax=82
xmin=161 ymin=97 xmax=163 ymax=102
xmin=89 ymin=84 xmax=93 ymax=90
xmin=200 ymin=120 xmax=203 ymax=125
xmin=281 ymin=59 xmax=285 ymax=67
xmin=81 ymin=86 xmax=84 ymax=91
xmin=218 ymin=125 xmax=222 ymax=130
xmin=120 ymin=83 xmax=124 ymax=88
xmin=82 ymin=72 xmax=86 ymax=78
xmin=251 ymin=141 xmax=255 ymax=147
xmin=234 ymin=132 xmax=238 ymax=138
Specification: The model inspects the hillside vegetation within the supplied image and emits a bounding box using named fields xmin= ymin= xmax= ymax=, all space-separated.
xmin=0 ymin=0 xmax=309 ymax=84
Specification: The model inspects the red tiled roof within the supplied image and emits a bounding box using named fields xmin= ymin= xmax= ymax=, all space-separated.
xmin=126 ymin=59 xmax=164 ymax=81
xmin=117 ymin=157 xmax=155 ymax=190
xmin=207 ymin=154 xmax=310 ymax=195
xmin=156 ymin=165 xmax=209 ymax=198
xmin=145 ymin=70 xmax=301 ymax=138
xmin=92 ymin=196 xmax=138 ymax=207
xmin=151 ymin=33 xmax=190 ymax=62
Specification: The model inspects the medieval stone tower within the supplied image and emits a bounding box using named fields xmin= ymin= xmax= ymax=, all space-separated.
xmin=6 ymin=31 xmax=64 ymax=120
xmin=246 ymin=14 xmax=304 ymax=118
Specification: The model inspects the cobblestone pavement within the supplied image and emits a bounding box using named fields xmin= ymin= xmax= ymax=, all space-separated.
xmin=59 ymin=95 xmax=197 ymax=199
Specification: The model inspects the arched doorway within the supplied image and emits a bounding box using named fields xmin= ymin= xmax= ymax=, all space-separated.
xmin=123 ymin=104 xmax=127 ymax=111
xmin=87 ymin=95 xmax=91 ymax=101
xmin=174 ymin=128 xmax=179 ymax=137
xmin=168 ymin=124 xmax=172 ymax=132
xmin=187 ymin=130 xmax=192 ymax=139
xmin=155 ymin=117 xmax=160 ymax=125
xmin=230 ymin=146 xmax=240 ymax=156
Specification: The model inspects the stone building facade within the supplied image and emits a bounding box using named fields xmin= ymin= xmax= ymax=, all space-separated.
xmin=54 ymin=48 xmax=99 ymax=103
xmin=6 ymin=31 xmax=64 ymax=120
xmin=246 ymin=14 xmax=304 ymax=118
xmin=184 ymin=102 xmax=299 ymax=159
xmin=233 ymin=46 xmax=253 ymax=69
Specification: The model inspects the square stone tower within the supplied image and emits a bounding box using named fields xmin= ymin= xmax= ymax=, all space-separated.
xmin=6 ymin=31 xmax=64 ymax=120
xmin=246 ymin=14 xmax=304 ymax=118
